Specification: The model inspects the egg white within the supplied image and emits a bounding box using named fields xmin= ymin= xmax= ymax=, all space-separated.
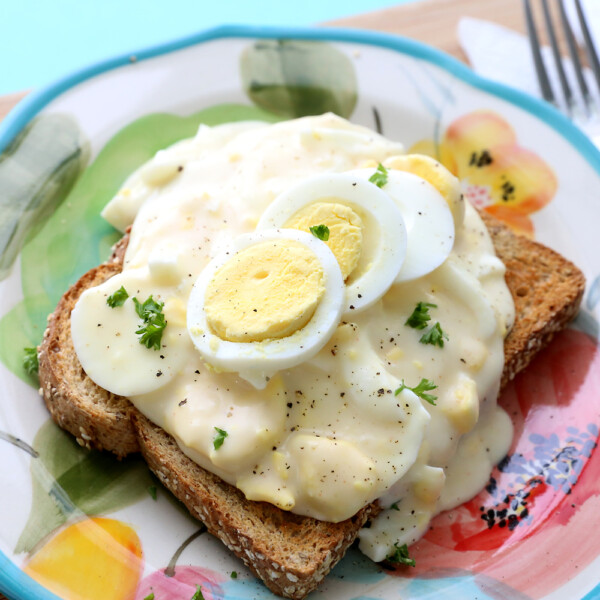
xmin=346 ymin=168 xmax=455 ymax=282
xmin=256 ymin=172 xmax=407 ymax=315
xmin=187 ymin=228 xmax=345 ymax=389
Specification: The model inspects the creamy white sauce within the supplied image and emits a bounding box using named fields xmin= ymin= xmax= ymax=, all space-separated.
xmin=72 ymin=114 xmax=515 ymax=562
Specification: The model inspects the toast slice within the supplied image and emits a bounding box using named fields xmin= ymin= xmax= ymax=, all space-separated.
xmin=37 ymin=213 xmax=585 ymax=599
xmin=38 ymin=236 xmax=139 ymax=458
xmin=132 ymin=411 xmax=376 ymax=597
xmin=479 ymin=213 xmax=585 ymax=388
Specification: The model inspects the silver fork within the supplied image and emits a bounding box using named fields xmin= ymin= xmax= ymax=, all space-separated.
xmin=524 ymin=0 xmax=600 ymax=142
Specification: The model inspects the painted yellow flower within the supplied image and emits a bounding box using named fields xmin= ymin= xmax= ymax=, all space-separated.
xmin=410 ymin=110 xmax=557 ymax=236
xmin=24 ymin=517 xmax=143 ymax=600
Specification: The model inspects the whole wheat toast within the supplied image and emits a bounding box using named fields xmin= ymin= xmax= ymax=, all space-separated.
xmin=37 ymin=212 xmax=585 ymax=599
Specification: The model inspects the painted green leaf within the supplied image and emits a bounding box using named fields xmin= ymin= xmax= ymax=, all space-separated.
xmin=0 ymin=103 xmax=281 ymax=385
xmin=0 ymin=114 xmax=88 ymax=281
xmin=240 ymin=39 xmax=358 ymax=119
xmin=15 ymin=419 xmax=153 ymax=554
xmin=1 ymin=298 xmax=45 ymax=386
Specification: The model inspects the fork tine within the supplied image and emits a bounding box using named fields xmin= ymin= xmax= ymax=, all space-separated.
xmin=574 ymin=0 xmax=600 ymax=95
xmin=523 ymin=0 xmax=556 ymax=105
xmin=541 ymin=0 xmax=574 ymax=112
xmin=558 ymin=0 xmax=593 ymax=113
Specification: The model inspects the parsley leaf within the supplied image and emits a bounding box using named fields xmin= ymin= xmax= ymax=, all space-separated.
xmin=136 ymin=313 xmax=167 ymax=350
xmin=147 ymin=485 xmax=157 ymax=501
xmin=309 ymin=224 xmax=330 ymax=241
xmin=143 ymin=594 xmax=155 ymax=600
xmin=386 ymin=542 xmax=416 ymax=567
xmin=395 ymin=378 xmax=438 ymax=406
xmin=106 ymin=286 xmax=129 ymax=308
xmin=133 ymin=295 xmax=164 ymax=320
xmin=368 ymin=163 xmax=388 ymax=188
xmin=133 ymin=295 xmax=167 ymax=351
xmin=191 ymin=584 xmax=205 ymax=600
xmin=419 ymin=322 xmax=448 ymax=348
xmin=405 ymin=302 xmax=448 ymax=347
xmin=405 ymin=302 xmax=437 ymax=330
xmin=231 ymin=571 xmax=238 ymax=579
xmin=23 ymin=347 xmax=39 ymax=375
xmin=213 ymin=427 xmax=228 ymax=450
xmin=390 ymin=502 xmax=400 ymax=511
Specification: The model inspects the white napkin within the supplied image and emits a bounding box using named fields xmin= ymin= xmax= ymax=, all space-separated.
xmin=457 ymin=2 xmax=600 ymax=115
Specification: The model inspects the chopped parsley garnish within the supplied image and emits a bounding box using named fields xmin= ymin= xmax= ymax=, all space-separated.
xmin=368 ymin=163 xmax=388 ymax=188
xmin=143 ymin=594 xmax=155 ymax=600
xmin=136 ymin=315 xmax=167 ymax=350
xmin=309 ymin=224 xmax=330 ymax=241
xmin=106 ymin=285 xmax=129 ymax=308
xmin=148 ymin=485 xmax=157 ymax=501
xmin=390 ymin=502 xmax=400 ymax=511
xmin=133 ymin=295 xmax=167 ymax=351
xmin=191 ymin=584 xmax=205 ymax=600
xmin=231 ymin=571 xmax=238 ymax=579
xmin=133 ymin=295 xmax=164 ymax=320
xmin=419 ymin=322 xmax=448 ymax=348
xmin=213 ymin=427 xmax=228 ymax=450
xmin=23 ymin=347 xmax=39 ymax=375
xmin=405 ymin=301 xmax=448 ymax=347
xmin=395 ymin=378 xmax=438 ymax=406
xmin=386 ymin=542 xmax=416 ymax=567
xmin=405 ymin=302 xmax=437 ymax=330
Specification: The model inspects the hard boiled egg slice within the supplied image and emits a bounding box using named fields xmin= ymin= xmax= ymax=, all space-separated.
xmin=71 ymin=268 xmax=191 ymax=397
xmin=347 ymin=167 xmax=455 ymax=283
xmin=187 ymin=229 xmax=344 ymax=389
xmin=383 ymin=154 xmax=464 ymax=229
xmin=256 ymin=173 xmax=407 ymax=315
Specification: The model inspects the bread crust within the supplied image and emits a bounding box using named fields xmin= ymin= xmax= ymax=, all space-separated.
xmin=37 ymin=214 xmax=585 ymax=598
xmin=479 ymin=213 xmax=586 ymax=388
xmin=38 ymin=237 xmax=138 ymax=458
xmin=133 ymin=412 xmax=377 ymax=599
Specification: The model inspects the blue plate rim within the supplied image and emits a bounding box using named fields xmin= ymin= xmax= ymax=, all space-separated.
xmin=2 ymin=23 xmax=600 ymax=600
xmin=1 ymin=24 xmax=600 ymax=175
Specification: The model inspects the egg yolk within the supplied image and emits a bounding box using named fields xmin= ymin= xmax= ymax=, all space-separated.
xmin=204 ymin=240 xmax=325 ymax=342
xmin=284 ymin=201 xmax=363 ymax=280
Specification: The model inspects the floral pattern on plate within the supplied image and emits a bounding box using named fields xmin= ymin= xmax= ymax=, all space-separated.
xmin=411 ymin=110 xmax=558 ymax=237
xmin=1 ymin=30 xmax=599 ymax=600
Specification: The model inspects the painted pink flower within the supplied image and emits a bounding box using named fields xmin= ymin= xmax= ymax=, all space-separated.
xmin=135 ymin=565 xmax=226 ymax=600
xmin=386 ymin=329 xmax=600 ymax=599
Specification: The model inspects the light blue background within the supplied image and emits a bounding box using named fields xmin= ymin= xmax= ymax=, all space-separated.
xmin=1 ymin=0 xmax=417 ymax=95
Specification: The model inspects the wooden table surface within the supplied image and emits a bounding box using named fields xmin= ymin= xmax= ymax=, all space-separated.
xmin=0 ymin=0 xmax=557 ymax=598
